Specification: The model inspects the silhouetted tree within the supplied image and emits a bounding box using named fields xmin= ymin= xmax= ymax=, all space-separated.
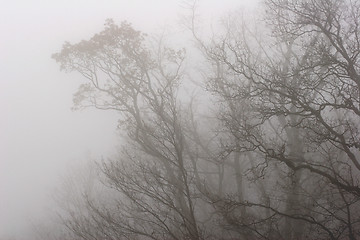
xmin=191 ymin=0 xmax=360 ymax=239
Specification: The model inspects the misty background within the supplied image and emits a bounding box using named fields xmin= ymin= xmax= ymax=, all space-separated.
xmin=0 ymin=0 xmax=256 ymax=239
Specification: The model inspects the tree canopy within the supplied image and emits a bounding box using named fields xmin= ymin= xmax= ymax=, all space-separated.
xmin=50 ymin=1 xmax=360 ymax=239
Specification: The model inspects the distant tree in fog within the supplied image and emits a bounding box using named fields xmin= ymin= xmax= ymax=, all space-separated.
xmin=53 ymin=19 xmax=207 ymax=239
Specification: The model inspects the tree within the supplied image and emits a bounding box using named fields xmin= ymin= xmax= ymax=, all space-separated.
xmin=52 ymin=19 xmax=211 ymax=240
xmin=191 ymin=0 xmax=360 ymax=239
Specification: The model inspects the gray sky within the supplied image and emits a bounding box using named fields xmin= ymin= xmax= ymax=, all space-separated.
xmin=0 ymin=0 xmax=257 ymax=239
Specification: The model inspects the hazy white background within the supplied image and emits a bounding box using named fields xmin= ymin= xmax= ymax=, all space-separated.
xmin=0 ymin=0 xmax=256 ymax=239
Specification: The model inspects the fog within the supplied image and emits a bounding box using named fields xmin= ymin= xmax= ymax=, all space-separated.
xmin=0 ymin=0 xmax=256 ymax=239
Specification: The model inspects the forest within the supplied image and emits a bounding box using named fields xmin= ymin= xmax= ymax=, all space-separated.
xmin=47 ymin=0 xmax=360 ymax=239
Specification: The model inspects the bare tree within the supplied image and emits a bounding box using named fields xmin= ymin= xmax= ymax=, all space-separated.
xmin=191 ymin=0 xmax=360 ymax=239
xmin=52 ymin=19 xmax=210 ymax=240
